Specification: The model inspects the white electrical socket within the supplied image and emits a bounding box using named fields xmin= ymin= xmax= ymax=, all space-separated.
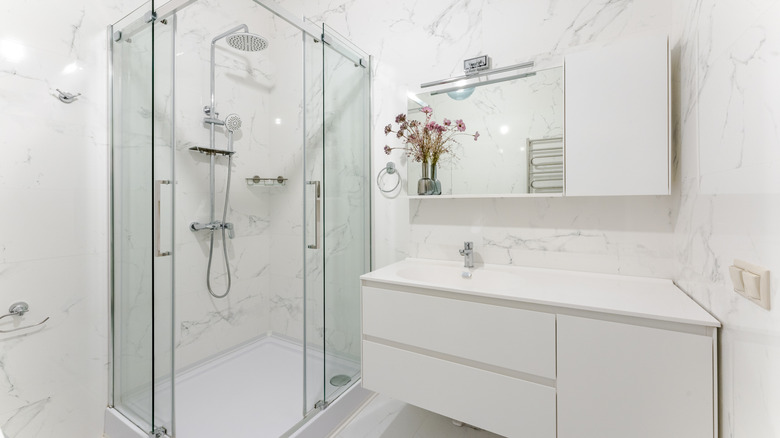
xmin=729 ymin=260 xmax=770 ymax=310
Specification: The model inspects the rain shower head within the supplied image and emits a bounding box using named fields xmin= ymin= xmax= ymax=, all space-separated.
xmin=225 ymin=114 xmax=242 ymax=133
xmin=226 ymin=33 xmax=268 ymax=52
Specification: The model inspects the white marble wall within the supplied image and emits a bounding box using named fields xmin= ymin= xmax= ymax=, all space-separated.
xmin=0 ymin=0 xmax=138 ymax=436
xmin=277 ymin=0 xmax=677 ymax=272
xmin=673 ymin=0 xmax=780 ymax=436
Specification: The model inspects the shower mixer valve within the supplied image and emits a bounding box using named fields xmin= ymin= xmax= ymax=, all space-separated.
xmin=190 ymin=221 xmax=235 ymax=239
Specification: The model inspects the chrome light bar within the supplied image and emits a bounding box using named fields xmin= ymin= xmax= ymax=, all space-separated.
xmin=420 ymin=60 xmax=535 ymax=89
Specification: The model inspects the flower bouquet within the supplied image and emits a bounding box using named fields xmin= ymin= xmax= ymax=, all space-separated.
xmin=384 ymin=106 xmax=479 ymax=195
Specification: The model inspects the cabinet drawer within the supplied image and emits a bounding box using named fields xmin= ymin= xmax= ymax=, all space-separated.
xmin=362 ymin=286 xmax=556 ymax=378
xmin=363 ymin=340 xmax=556 ymax=438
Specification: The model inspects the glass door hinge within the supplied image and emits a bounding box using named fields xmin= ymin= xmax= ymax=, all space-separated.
xmin=149 ymin=426 xmax=168 ymax=438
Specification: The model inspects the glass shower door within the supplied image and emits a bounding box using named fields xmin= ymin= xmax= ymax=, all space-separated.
xmin=303 ymin=24 xmax=371 ymax=414
xmin=110 ymin=2 xmax=174 ymax=435
xmin=321 ymin=25 xmax=371 ymax=404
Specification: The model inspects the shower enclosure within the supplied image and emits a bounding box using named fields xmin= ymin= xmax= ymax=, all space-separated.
xmin=108 ymin=0 xmax=371 ymax=436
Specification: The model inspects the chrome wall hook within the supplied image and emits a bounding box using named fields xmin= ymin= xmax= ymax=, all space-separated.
xmin=0 ymin=301 xmax=50 ymax=334
xmin=55 ymin=89 xmax=81 ymax=104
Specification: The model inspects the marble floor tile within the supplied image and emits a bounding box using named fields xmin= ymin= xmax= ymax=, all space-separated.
xmin=333 ymin=394 xmax=504 ymax=438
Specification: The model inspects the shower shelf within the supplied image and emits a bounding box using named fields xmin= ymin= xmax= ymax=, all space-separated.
xmin=246 ymin=175 xmax=287 ymax=186
xmin=189 ymin=146 xmax=236 ymax=156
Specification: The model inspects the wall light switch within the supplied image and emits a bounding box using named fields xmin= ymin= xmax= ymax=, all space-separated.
xmin=732 ymin=259 xmax=770 ymax=310
xmin=729 ymin=265 xmax=745 ymax=292
xmin=741 ymin=271 xmax=761 ymax=299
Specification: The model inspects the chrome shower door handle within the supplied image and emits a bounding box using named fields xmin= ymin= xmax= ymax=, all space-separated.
xmin=307 ymin=180 xmax=321 ymax=249
xmin=154 ymin=179 xmax=172 ymax=257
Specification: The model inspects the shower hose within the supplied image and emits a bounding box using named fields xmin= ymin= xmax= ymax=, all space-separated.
xmin=206 ymin=155 xmax=233 ymax=299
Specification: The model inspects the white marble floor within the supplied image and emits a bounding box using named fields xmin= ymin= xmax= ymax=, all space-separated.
xmin=331 ymin=394 xmax=504 ymax=438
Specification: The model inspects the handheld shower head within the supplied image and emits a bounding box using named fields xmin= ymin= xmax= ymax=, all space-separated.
xmin=225 ymin=114 xmax=242 ymax=133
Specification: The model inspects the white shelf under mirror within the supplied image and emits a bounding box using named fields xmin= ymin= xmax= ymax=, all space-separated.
xmin=407 ymin=193 xmax=563 ymax=199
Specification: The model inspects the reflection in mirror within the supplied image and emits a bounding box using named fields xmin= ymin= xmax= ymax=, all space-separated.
xmin=408 ymin=66 xmax=563 ymax=196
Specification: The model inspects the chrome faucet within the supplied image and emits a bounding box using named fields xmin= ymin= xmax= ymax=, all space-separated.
xmin=459 ymin=241 xmax=474 ymax=268
xmin=190 ymin=221 xmax=235 ymax=239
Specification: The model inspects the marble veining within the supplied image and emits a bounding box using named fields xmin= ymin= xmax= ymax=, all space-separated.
xmin=1 ymin=398 xmax=50 ymax=438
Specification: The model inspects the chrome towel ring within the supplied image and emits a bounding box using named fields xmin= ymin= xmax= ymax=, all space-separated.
xmin=0 ymin=302 xmax=49 ymax=334
xmin=377 ymin=162 xmax=401 ymax=193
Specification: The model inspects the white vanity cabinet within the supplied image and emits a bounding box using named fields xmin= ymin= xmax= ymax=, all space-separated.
xmin=360 ymin=259 xmax=720 ymax=438
xmin=565 ymin=32 xmax=670 ymax=196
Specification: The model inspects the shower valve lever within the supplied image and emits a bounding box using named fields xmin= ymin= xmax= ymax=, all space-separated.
xmin=190 ymin=221 xmax=234 ymax=238
xmin=225 ymin=222 xmax=235 ymax=239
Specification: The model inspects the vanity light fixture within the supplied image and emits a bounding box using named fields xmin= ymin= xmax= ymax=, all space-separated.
xmin=423 ymin=58 xmax=537 ymax=100
xmin=420 ymin=59 xmax=534 ymax=89
xmin=446 ymin=87 xmax=475 ymax=100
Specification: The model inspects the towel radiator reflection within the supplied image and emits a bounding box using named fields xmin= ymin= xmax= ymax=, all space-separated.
xmin=527 ymin=137 xmax=563 ymax=194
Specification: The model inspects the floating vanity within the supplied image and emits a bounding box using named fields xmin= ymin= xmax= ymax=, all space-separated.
xmin=360 ymin=259 xmax=720 ymax=438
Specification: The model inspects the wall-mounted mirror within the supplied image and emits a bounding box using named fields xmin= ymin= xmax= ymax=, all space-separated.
xmin=407 ymin=65 xmax=563 ymax=196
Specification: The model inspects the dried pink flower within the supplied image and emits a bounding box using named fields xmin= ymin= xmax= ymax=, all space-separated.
xmin=474 ymin=131 xmax=480 ymax=141
xmin=383 ymin=106 xmax=477 ymax=164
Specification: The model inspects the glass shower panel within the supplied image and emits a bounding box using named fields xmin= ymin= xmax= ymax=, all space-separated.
xmin=322 ymin=25 xmax=371 ymax=403
xmin=168 ymin=1 xmax=312 ymax=435
xmin=152 ymin=13 xmax=175 ymax=434
xmin=110 ymin=4 xmax=154 ymax=432
xmin=110 ymin=2 xmax=174 ymax=434
xmin=303 ymin=29 xmax=326 ymax=414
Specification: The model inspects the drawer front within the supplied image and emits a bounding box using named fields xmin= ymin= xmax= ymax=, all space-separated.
xmin=362 ymin=340 xmax=556 ymax=438
xmin=557 ymin=315 xmax=714 ymax=438
xmin=362 ymin=286 xmax=556 ymax=378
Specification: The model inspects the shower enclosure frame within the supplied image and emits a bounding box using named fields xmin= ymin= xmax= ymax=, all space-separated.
xmin=106 ymin=0 xmax=373 ymax=436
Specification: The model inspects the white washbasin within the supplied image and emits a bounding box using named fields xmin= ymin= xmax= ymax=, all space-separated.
xmin=361 ymin=258 xmax=721 ymax=327
xmin=395 ymin=264 xmax=525 ymax=292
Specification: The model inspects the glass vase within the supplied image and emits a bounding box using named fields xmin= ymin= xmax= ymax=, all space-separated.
xmin=430 ymin=162 xmax=442 ymax=195
xmin=417 ymin=162 xmax=436 ymax=195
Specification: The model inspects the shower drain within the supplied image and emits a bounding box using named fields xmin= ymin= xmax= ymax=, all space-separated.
xmin=329 ymin=374 xmax=352 ymax=387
